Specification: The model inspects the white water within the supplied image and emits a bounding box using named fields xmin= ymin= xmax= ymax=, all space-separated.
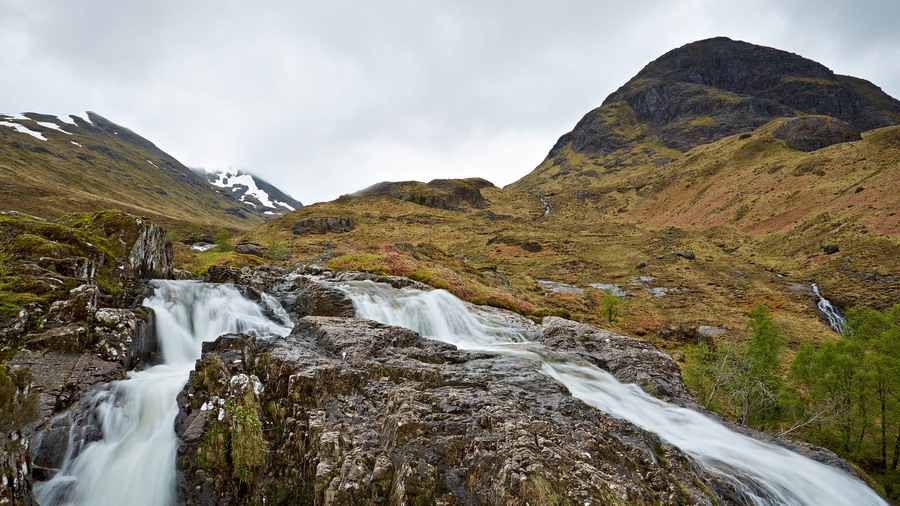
xmin=35 ymin=280 xmax=291 ymax=506
xmin=338 ymin=280 xmax=886 ymax=505
xmin=811 ymin=283 xmax=847 ymax=333
xmin=539 ymin=195 xmax=552 ymax=216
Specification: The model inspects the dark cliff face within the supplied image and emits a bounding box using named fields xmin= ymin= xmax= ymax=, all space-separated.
xmin=536 ymin=36 xmax=900 ymax=167
xmin=619 ymin=37 xmax=900 ymax=131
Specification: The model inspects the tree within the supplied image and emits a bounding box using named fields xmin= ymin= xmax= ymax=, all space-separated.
xmin=599 ymin=291 xmax=621 ymax=322
xmin=846 ymin=304 xmax=900 ymax=471
xmin=214 ymin=229 xmax=233 ymax=252
xmin=788 ymin=304 xmax=900 ymax=497
xmin=681 ymin=305 xmax=789 ymax=429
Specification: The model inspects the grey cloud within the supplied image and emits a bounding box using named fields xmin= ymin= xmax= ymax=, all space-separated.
xmin=1 ymin=0 xmax=898 ymax=204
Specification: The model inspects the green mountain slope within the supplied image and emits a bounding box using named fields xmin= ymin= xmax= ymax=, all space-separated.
xmin=0 ymin=112 xmax=290 ymax=230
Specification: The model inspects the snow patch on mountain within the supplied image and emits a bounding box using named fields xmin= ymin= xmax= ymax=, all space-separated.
xmin=202 ymin=169 xmax=301 ymax=214
xmin=0 ymin=114 xmax=48 ymax=141
xmin=35 ymin=121 xmax=72 ymax=135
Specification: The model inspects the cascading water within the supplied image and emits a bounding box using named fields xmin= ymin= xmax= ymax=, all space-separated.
xmin=811 ymin=283 xmax=847 ymax=333
xmin=35 ymin=280 xmax=291 ymax=506
xmin=539 ymin=195 xmax=552 ymax=216
xmin=337 ymin=280 xmax=886 ymax=506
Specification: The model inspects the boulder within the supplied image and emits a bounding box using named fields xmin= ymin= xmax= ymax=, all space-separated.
xmin=291 ymin=217 xmax=354 ymax=235
xmin=822 ymin=243 xmax=840 ymax=255
xmin=234 ymin=243 xmax=262 ymax=256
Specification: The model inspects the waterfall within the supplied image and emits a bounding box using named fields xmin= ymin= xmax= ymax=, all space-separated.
xmin=34 ymin=280 xmax=291 ymax=506
xmin=337 ymin=280 xmax=886 ymax=506
xmin=539 ymin=195 xmax=552 ymax=216
xmin=811 ymin=283 xmax=846 ymax=333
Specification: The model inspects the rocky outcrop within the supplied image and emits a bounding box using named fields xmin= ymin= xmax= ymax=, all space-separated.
xmin=772 ymin=116 xmax=861 ymax=151
xmin=0 ymin=210 xmax=174 ymax=503
xmin=122 ymin=220 xmax=174 ymax=279
xmin=356 ymin=178 xmax=494 ymax=212
xmin=176 ymin=317 xmax=727 ymax=505
xmin=234 ymin=243 xmax=262 ymax=256
xmin=291 ymin=217 xmax=355 ymax=235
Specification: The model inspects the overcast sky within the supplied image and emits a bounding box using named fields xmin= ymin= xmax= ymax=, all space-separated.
xmin=2 ymin=0 xmax=898 ymax=205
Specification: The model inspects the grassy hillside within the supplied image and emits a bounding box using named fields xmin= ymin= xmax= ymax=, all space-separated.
xmin=238 ymin=177 xmax=868 ymax=358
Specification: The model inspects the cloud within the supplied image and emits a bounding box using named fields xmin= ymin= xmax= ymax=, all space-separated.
xmin=1 ymin=0 xmax=897 ymax=204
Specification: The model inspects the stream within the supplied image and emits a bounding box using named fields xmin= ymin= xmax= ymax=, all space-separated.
xmin=34 ymin=281 xmax=291 ymax=506
xmin=32 ymin=277 xmax=882 ymax=504
xmin=338 ymin=280 xmax=886 ymax=505
xmin=811 ymin=283 xmax=847 ymax=333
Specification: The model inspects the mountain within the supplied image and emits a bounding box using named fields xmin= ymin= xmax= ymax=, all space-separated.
xmin=246 ymin=36 xmax=898 ymax=335
xmin=510 ymin=37 xmax=900 ymax=194
xmin=194 ymin=168 xmax=302 ymax=215
xmin=0 ymin=112 xmax=298 ymax=230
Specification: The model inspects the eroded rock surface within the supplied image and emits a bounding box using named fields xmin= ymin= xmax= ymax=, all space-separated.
xmin=175 ymin=316 xmax=740 ymax=505
xmin=772 ymin=116 xmax=861 ymax=151
xmin=291 ymin=217 xmax=355 ymax=235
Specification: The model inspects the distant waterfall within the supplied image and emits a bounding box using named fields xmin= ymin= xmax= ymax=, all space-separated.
xmin=539 ymin=195 xmax=552 ymax=216
xmin=338 ymin=280 xmax=886 ymax=506
xmin=811 ymin=283 xmax=847 ymax=333
xmin=35 ymin=280 xmax=291 ymax=506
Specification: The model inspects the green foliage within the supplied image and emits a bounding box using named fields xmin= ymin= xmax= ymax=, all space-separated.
xmin=267 ymin=238 xmax=291 ymax=262
xmin=599 ymin=291 xmax=622 ymax=322
xmin=227 ymin=392 xmax=266 ymax=485
xmin=214 ymin=229 xmax=233 ymax=252
xmin=681 ymin=305 xmax=789 ymax=429
xmin=0 ymin=365 xmax=38 ymax=451
xmin=789 ymin=304 xmax=900 ymax=499
xmin=747 ymin=305 xmax=787 ymax=375
xmin=197 ymin=420 xmax=228 ymax=471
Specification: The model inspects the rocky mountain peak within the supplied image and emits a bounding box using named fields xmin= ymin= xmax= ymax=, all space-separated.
xmin=614 ymin=36 xmax=900 ymax=132
xmin=511 ymin=37 xmax=900 ymax=193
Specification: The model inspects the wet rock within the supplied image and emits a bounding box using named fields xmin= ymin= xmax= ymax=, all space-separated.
xmin=176 ymin=317 xmax=722 ymax=505
xmin=329 ymin=270 xmax=433 ymax=291
xmin=537 ymin=280 xmax=585 ymax=294
xmin=539 ymin=317 xmax=699 ymax=408
xmin=93 ymin=306 xmax=158 ymax=368
xmin=8 ymin=351 xmax=125 ymax=423
xmin=293 ymin=278 xmax=355 ymax=318
xmin=173 ymin=268 xmax=194 ymax=280
xmin=772 ymin=116 xmax=861 ymax=152
xmin=697 ymin=325 xmax=729 ymax=338
xmin=291 ymin=217 xmax=354 ymax=235
xmin=189 ymin=242 xmax=215 ymax=252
